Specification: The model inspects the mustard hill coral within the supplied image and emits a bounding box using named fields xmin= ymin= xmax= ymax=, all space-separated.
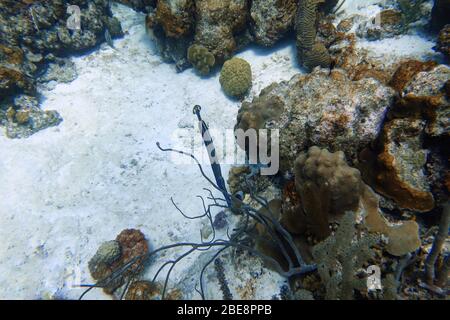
xmin=294 ymin=146 xmax=363 ymax=240
xmin=292 ymin=146 xmax=421 ymax=257
xmin=187 ymin=44 xmax=215 ymax=75
xmin=219 ymin=57 xmax=252 ymax=97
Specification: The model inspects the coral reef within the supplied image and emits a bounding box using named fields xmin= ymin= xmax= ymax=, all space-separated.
xmin=293 ymin=147 xmax=363 ymax=240
xmin=144 ymin=0 xmax=344 ymax=74
xmin=154 ymin=0 xmax=195 ymax=38
xmin=194 ymin=0 xmax=249 ymax=63
xmin=295 ymin=0 xmax=331 ymax=70
xmin=88 ymin=229 xmax=150 ymax=295
xmin=361 ymin=64 xmax=449 ymax=212
xmin=0 ymin=0 xmax=123 ymax=138
xmin=187 ymin=44 xmax=215 ymax=76
xmin=389 ymin=60 xmax=438 ymax=93
xmin=250 ymin=0 xmax=298 ymax=47
xmin=234 ymin=68 xmax=395 ymax=170
xmin=361 ymin=186 xmax=421 ymax=257
xmin=0 ymin=95 xmax=62 ymax=139
xmin=219 ymin=57 xmax=252 ymax=98
xmin=356 ymin=9 xmax=403 ymax=41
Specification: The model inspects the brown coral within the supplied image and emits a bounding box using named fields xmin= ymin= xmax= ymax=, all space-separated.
xmin=125 ymin=281 xmax=161 ymax=300
xmin=293 ymin=146 xmax=363 ymax=240
xmin=88 ymin=229 xmax=150 ymax=295
xmin=389 ymin=60 xmax=438 ymax=93
xmin=361 ymin=186 xmax=421 ymax=257
xmin=154 ymin=0 xmax=195 ymax=38
xmin=194 ymin=0 xmax=248 ymax=62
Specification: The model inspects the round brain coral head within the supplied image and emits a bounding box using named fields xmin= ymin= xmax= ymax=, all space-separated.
xmin=295 ymin=146 xmax=363 ymax=217
xmin=187 ymin=44 xmax=216 ymax=76
xmin=219 ymin=57 xmax=252 ymax=98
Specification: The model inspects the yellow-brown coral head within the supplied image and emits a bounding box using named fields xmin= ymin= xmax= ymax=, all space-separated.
xmin=187 ymin=44 xmax=216 ymax=76
xmin=220 ymin=57 xmax=252 ymax=98
xmin=295 ymin=146 xmax=363 ymax=217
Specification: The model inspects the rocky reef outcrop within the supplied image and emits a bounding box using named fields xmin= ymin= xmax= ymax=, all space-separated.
xmin=250 ymin=0 xmax=298 ymax=47
xmin=0 ymin=0 xmax=123 ymax=138
xmin=361 ymin=64 xmax=449 ymax=212
xmin=235 ymin=68 xmax=395 ymax=170
xmin=145 ymin=0 xmax=339 ymax=72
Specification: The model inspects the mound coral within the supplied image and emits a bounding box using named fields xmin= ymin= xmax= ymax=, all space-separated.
xmin=187 ymin=44 xmax=215 ymax=75
xmin=293 ymin=147 xmax=363 ymax=240
xmin=219 ymin=58 xmax=252 ymax=97
xmin=289 ymin=146 xmax=421 ymax=256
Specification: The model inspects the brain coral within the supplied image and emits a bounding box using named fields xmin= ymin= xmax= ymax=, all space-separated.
xmin=187 ymin=44 xmax=215 ymax=75
xmin=220 ymin=57 xmax=252 ymax=97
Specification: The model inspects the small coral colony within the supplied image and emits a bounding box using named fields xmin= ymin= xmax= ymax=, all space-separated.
xmin=1 ymin=0 xmax=449 ymax=300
